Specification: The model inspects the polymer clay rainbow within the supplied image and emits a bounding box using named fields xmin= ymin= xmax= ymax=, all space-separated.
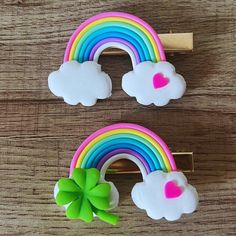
xmin=54 ymin=123 xmax=198 ymax=224
xmin=70 ymin=123 xmax=176 ymax=176
xmin=48 ymin=12 xmax=186 ymax=107
xmin=64 ymin=12 xmax=166 ymax=66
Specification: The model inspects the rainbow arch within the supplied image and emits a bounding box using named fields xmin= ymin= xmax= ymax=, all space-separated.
xmin=64 ymin=12 xmax=166 ymax=66
xmin=70 ymin=123 xmax=176 ymax=176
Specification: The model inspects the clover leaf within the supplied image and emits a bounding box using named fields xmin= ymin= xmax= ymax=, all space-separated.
xmin=55 ymin=168 xmax=119 ymax=225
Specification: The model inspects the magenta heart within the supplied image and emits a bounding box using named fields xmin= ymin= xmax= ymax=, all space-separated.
xmin=153 ymin=73 xmax=169 ymax=89
xmin=164 ymin=181 xmax=183 ymax=199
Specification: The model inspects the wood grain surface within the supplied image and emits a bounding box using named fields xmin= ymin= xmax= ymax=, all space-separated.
xmin=0 ymin=0 xmax=235 ymax=235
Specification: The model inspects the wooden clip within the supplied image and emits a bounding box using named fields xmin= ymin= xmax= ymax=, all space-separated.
xmin=107 ymin=152 xmax=194 ymax=174
xmin=102 ymin=33 xmax=193 ymax=55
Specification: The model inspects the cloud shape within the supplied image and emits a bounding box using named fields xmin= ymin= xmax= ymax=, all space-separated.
xmin=48 ymin=61 xmax=112 ymax=106
xmin=99 ymin=178 xmax=119 ymax=210
xmin=131 ymin=171 xmax=198 ymax=221
xmin=122 ymin=61 xmax=186 ymax=106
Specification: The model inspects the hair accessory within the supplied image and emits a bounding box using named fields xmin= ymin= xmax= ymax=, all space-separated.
xmin=48 ymin=12 xmax=186 ymax=106
xmin=54 ymin=123 xmax=198 ymax=225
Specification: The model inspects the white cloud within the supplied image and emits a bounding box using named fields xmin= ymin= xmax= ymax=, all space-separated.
xmin=122 ymin=61 xmax=186 ymax=106
xmin=48 ymin=61 xmax=112 ymax=106
xmin=131 ymin=171 xmax=198 ymax=221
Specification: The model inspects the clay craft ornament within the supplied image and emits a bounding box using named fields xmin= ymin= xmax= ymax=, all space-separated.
xmin=54 ymin=123 xmax=198 ymax=225
xmin=48 ymin=12 xmax=186 ymax=106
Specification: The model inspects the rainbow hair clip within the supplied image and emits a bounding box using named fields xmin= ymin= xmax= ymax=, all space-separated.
xmin=54 ymin=123 xmax=198 ymax=225
xmin=48 ymin=12 xmax=186 ymax=107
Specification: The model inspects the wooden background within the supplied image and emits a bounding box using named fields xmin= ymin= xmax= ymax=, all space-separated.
xmin=0 ymin=0 xmax=235 ymax=235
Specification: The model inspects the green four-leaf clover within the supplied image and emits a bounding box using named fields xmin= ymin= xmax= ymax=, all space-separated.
xmin=55 ymin=168 xmax=119 ymax=225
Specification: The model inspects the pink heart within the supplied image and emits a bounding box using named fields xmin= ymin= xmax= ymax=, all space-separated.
xmin=164 ymin=181 xmax=183 ymax=199
xmin=153 ymin=73 xmax=169 ymax=89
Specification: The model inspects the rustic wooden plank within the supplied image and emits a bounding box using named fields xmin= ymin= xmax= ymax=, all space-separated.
xmin=0 ymin=140 xmax=235 ymax=235
xmin=0 ymin=0 xmax=235 ymax=235
xmin=0 ymin=1 xmax=235 ymax=109
xmin=0 ymin=102 xmax=235 ymax=154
